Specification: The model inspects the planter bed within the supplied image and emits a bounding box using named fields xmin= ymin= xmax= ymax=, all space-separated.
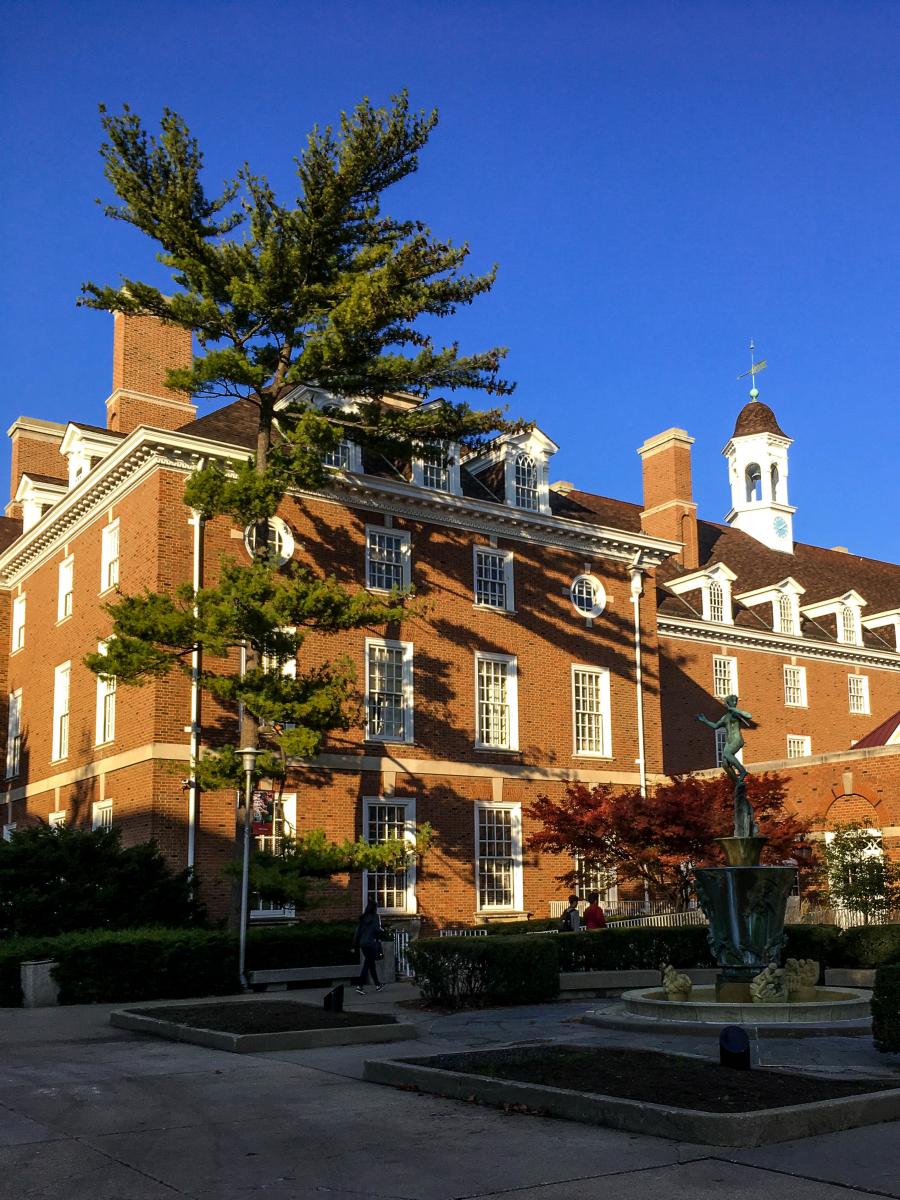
xmin=363 ymin=1044 xmax=900 ymax=1147
xmin=111 ymin=999 xmax=418 ymax=1053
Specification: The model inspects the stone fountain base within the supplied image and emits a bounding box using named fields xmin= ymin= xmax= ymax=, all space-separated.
xmin=618 ymin=985 xmax=872 ymax=1024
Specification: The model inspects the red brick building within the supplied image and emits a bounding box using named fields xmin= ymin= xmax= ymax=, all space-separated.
xmin=2 ymin=315 xmax=898 ymax=926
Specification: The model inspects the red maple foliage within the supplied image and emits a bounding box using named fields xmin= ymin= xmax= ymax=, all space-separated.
xmin=526 ymin=773 xmax=810 ymax=911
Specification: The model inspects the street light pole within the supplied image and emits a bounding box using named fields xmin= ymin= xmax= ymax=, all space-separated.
xmin=238 ymin=745 xmax=259 ymax=991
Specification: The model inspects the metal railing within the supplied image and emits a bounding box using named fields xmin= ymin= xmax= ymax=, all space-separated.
xmin=392 ymin=929 xmax=414 ymax=978
xmin=608 ymin=908 xmax=708 ymax=929
xmin=438 ymin=927 xmax=488 ymax=937
xmin=548 ymin=898 xmax=697 ymax=919
xmin=797 ymin=905 xmax=900 ymax=929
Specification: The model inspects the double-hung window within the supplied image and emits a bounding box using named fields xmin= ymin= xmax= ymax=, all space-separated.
xmin=422 ymin=452 xmax=450 ymax=491
xmin=92 ymin=800 xmax=113 ymax=831
xmin=365 ymin=527 xmax=410 ymax=592
xmin=783 ymin=665 xmax=807 ymax=707
xmin=787 ymin=735 xmax=811 ymax=759
xmin=365 ymin=799 xmax=416 ymax=913
xmin=58 ymin=556 xmax=74 ymax=621
xmin=49 ymin=811 xmax=66 ymax=828
xmin=95 ymin=642 xmax=117 ymax=745
xmin=712 ymin=654 xmax=737 ymax=699
xmin=323 ymin=438 xmax=354 ymax=470
xmin=51 ymin=663 xmax=71 ymax=762
xmin=11 ymin=595 xmax=25 ymax=652
xmin=365 ymin=639 xmax=413 ymax=742
xmin=101 ymin=521 xmax=119 ymax=592
xmin=5 ymin=691 xmax=22 ymax=779
xmin=848 ymin=674 xmax=870 ymax=715
xmin=572 ymin=665 xmax=611 ymax=756
xmin=473 ymin=547 xmax=514 ymax=611
xmin=714 ymin=726 xmax=727 ymax=767
xmin=475 ymin=804 xmax=522 ymax=911
xmin=475 ymin=653 xmax=518 ymax=750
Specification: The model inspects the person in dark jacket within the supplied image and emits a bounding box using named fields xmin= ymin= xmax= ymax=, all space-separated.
xmin=353 ymin=899 xmax=385 ymax=994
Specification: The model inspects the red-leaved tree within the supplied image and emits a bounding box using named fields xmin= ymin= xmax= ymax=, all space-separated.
xmin=526 ymin=774 xmax=810 ymax=911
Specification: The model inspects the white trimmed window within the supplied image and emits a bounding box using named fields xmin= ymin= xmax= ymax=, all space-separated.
xmin=783 ymin=665 xmax=808 ymax=708
xmin=422 ymin=453 xmax=449 ymax=491
xmin=365 ymin=527 xmax=411 ymax=592
xmin=364 ymin=798 xmax=416 ymax=914
xmin=714 ymin=726 xmax=726 ymax=767
xmin=11 ymin=595 xmax=25 ymax=652
xmin=708 ymin=580 xmax=725 ymax=623
xmin=92 ymin=800 xmax=113 ymax=831
xmin=244 ymin=517 xmax=295 ymax=566
xmin=574 ymin=854 xmax=616 ymax=900
xmin=51 ymin=662 xmax=71 ymax=762
xmin=100 ymin=520 xmax=119 ymax=592
xmin=476 ymin=803 xmax=523 ymax=911
xmin=365 ymin=639 xmax=413 ymax=743
xmin=58 ymin=556 xmax=74 ymax=621
xmin=49 ymin=811 xmax=66 ymax=828
xmin=848 ymin=674 xmax=870 ymax=715
xmin=474 ymin=547 xmax=514 ymax=610
xmin=95 ymin=642 xmax=117 ymax=745
xmin=475 ymin=653 xmax=518 ymax=750
xmin=777 ymin=593 xmax=796 ymax=635
xmin=323 ymin=437 xmax=359 ymax=471
xmin=712 ymin=655 xmax=737 ymax=699
xmin=570 ymin=575 xmax=606 ymax=619
xmin=5 ymin=690 xmax=22 ymax=779
xmin=513 ymin=452 xmax=539 ymax=511
xmin=2 ymin=824 xmax=16 ymax=842
xmin=840 ymin=605 xmax=859 ymax=646
xmin=787 ymin=735 xmax=811 ymax=759
xmin=572 ymin=665 xmax=611 ymax=756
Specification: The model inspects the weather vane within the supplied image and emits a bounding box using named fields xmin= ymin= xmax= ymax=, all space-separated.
xmin=737 ymin=339 xmax=767 ymax=400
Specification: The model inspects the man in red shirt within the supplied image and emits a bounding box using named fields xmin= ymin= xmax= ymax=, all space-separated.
xmin=583 ymin=890 xmax=607 ymax=930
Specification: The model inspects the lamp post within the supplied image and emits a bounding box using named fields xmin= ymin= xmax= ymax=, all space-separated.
xmin=238 ymin=745 xmax=259 ymax=990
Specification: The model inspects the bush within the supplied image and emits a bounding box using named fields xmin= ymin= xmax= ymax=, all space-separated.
xmin=409 ymin=935 xmax=559 ymax=1008
xmin=0 ymin=826 xmax=204 ymax=938
xmin=872 ymin=965 xmax=900 ymax=1053
xmin=836 ymin=924 xmax=900 ymax=968
xmin=246 ymin=922 xmax=357 ymax=970
xmin=484 ymin=918 xmax=559 ymax=936
xmin=555 ymin=925 xmax=714 ymax=972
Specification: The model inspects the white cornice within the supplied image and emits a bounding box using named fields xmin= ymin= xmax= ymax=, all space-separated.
xmin=0 ymin=425 xmax=679 ymax=584
xmin=668 ymin=562 xmax=737 ymax=593
xmin=735 ymin=576 xmax=806 ymax=606
xmin=658 ymin=614 xmax=900 ymax=669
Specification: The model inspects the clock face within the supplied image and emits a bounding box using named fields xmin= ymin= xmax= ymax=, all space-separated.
xmin=773 ymin=516 xmax=788 ymax=539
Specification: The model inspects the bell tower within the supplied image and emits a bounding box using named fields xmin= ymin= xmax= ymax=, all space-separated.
xmin=723 ymin=347 xmax=795 ymax=552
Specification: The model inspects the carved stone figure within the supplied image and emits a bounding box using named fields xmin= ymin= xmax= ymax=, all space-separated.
xmin=661 ymin=963 xmax=693 ymax=1000
xmin=749 ymin=962 xmax=788 ymax=1004
xmin=696 ymin=694 xmax=758 ymax=838
xmin=784 ymin=957 xmax=819 ymax=1001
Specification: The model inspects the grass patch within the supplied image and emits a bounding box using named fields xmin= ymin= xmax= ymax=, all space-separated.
xmin=407 ymin=1045 xmax=893 ymax=1113
xmin=129 ymin=1000 xmax=397 ymax=1034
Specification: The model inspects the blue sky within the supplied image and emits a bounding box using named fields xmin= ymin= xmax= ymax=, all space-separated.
xmin=2 ymin=0 xmax=898 ymax=560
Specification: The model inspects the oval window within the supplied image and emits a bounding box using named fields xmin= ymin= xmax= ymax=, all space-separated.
xmin=570 ymin=574 xmax=606 ymax=618
xmin=244 ymin=516 xmax=295 ymax=566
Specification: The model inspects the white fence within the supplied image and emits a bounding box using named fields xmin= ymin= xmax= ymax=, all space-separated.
xmin=548 ymin=899 xmax=699 ymax=920
xmin=608 ymin=908 xmax=708 ymax=929
xmin=797 ymin=906 xmax=900 ymax=929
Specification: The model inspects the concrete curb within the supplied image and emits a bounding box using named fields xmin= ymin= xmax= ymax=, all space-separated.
xmin=110 ymin=1008 xmax=419 ymax=1053
xmin=579 ymin=1008 xmax=872 ymax=1038
xmin=362 ymin=1052 xmax=900 ymax=1147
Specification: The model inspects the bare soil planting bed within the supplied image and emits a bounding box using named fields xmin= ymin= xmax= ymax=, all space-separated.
xmin=408 ymin=1045 xmax=890 ymax=1112
xmin=129 ymin=1000 xmax=396 ymax=1034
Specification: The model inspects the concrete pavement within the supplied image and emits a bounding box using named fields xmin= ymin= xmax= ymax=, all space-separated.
xmin=0 ymin=982 xmax=898 ymax=1199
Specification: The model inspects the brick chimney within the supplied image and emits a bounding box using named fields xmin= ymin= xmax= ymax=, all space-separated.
xmin=637 ymin=428 xmax=699 ymax=569
xmin=107 ymin=312 xmax=197 ymax=434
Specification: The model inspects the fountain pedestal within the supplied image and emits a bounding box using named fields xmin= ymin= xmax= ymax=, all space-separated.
xmin=694 ymin=837 xmax=797 ymax=1001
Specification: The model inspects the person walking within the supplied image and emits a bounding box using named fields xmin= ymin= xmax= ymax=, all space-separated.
xmin=353 ymin=899 xmax=385 ymax=995
xmin=559 ymin=894 xmax=582 ymax=932
xmin=583 ymin=891 xmax=607 ymax=930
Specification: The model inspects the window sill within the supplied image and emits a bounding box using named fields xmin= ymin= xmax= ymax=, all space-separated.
xmin=95 ymin=739 xmax=114 ymax=748
xmin=473 ymin=745 xmax=522 ymax=755
xmin=98 ymin=585 xmax=119 ymax=598
xmin=10 ymin=646 xmax=24 ymax=656
xmin=473 ymin=604 xmax=517 ymax=615
xmin=56 ymin=615 xmax=73 ymax=627
xmin=572 ymin=752 xmax=613 ymax=761
xmin=784 ymin=703 xmax=808 ymax=709
xmin=364 ymin=738 xmax=415 ymax=747
xmin=49 ymin=757 xmax=67 ymax=766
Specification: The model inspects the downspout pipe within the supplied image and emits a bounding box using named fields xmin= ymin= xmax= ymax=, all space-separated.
xmin=186 ymin=482 xmax=206 ymax=872
xmin=629 ymin=549 xmax=648 ymax=801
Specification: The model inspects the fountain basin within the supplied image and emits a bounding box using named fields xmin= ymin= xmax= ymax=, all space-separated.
xmin=619 ymin=985 xmax=871 ymax=1025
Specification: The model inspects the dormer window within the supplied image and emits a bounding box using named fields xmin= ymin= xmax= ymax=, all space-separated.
xmin=323 ymin=439 xmax=353 ymax=470
xmin=736 ymin=577 xmax=805 ymax=638
xmin=778 ymin=593 xmax=795 ymax=634
xmin=514 ymin=453 xmax=538 ymax=511
xmin=800 ymin=590 xmax=866 ymax=647
xmin=14 ymin=474 xmax=67 ymax=533
xmin=423 ymin=454 xmax=449 ymax=491
xmin=59 ymin=423 xmax=120 ymax=489
xmin=411 ymin=442 xmax=462 ymax=496
xmin=841 ymin=605 xmax=856 ymax=644
xmin=668 ymin=563 xmax=736 ymax=626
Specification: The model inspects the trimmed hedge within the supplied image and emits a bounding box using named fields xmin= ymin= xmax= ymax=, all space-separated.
xmin=0 ymin=920 xmax=361 ymax=1007
xmin=834 ymin=925 xmax=900 ymax=969
xmin=408 ymin=935 xmax=559 ymax=1009
xmin=483 ymin=918 xmax=560 ymax=936
xmin=554 ymin=925 xmax=714 ymax=972
xmin=872 ymin=965 xmax=900 ymax=1053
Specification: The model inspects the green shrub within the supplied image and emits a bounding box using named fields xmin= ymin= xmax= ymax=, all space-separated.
xmin=836 ymin=924 xmax=900 ymax=968
xmin=246 ymin=922 xmax=357 ymax=970
xmin=409 ymin=935 xmax=559 ymax=1008
xmin=554 ymin=925 xmax=714 ymax=972
xmin=872 ymin=965 xmax=900 ymax=1053
xmin=52 ymin=929 xmax=237 ymax=1004
xmin=484 ymin=918 xmax=559 ymax=936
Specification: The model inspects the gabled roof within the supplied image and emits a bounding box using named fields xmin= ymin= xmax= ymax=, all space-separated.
xmin=853 ymin=711 xmax=900 ymax=749
xmin=178 ymin=399 xmax=259 ymax=450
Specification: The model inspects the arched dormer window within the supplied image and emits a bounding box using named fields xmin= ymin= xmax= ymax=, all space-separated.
xmin=708 ymin=579 xmax=725 ymax=623
xmin=841 ymin=605 xmax=857 ymax=645
xmin=514 ymin=452 xmax=538 ymax=511
xmin=778 ymin=593 xmax=795 ymax=634
xmin=745 ymin=463 xmax=762 ymax=502
xmin=770 ymin=463 xmax=779 ymax=502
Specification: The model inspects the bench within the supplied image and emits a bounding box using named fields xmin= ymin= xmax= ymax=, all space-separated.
xmin=248 ymin=943 xmax=396 ymax=991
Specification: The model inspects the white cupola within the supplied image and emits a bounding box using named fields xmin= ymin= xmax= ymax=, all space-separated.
xmin=723 ymin=391 xmax=796 ymax=552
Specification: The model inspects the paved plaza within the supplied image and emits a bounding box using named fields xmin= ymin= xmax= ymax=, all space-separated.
xmin=1 ymin=984 xmax=899 ymax=1200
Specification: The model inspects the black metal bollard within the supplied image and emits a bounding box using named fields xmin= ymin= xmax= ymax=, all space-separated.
xmin=719 ymin=1024 xmax=751 ymax=1069
xmin=323 ymin=983 xmax=344 ymax=1013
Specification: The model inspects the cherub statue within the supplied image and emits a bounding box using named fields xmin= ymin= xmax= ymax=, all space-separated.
xmin=749 ymin=963 xmax=787 ymax=1004
xmin=661 ymin=963 xmax=693 ymax=1000
xmin=696 ymin=694 xmax=758 ymax=838
xmin=783 ymin=958 xmax=819 ymax=1000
